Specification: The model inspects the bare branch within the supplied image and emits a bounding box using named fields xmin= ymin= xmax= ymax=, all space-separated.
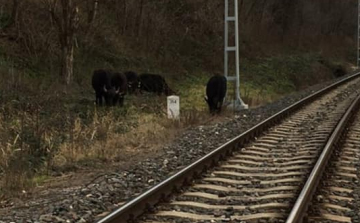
xmin=47 ymin=0 xmax=63 ymax=33
xmin=87 ymin=0 xmax=98 ymax=24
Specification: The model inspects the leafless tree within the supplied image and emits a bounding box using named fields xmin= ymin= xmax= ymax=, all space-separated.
xmin=45 ymin=0 xmax=80 ymax=85
xmin=10 ymin=0 xmax=20 ymax=27
xmin=87 ymin=0 xmax=98 ymax=24
xmin=2 ymin=0 xmax=22 ymax=34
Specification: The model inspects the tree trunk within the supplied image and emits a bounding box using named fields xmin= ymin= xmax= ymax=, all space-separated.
xmin=239 ymin=0 xmax=244 ymax=18
xmin=47 ymin=0 xmax=79 ymax=86
xmin=60 ymin=43 xmax=74 ymax=85
xmin=258 ymin=0 xmax=267 ymax=25
xmin=87 ymin=0 xmax=98 ymax=24
xmin=296 ymin=3 xmax=304 ymax=49
xmin=122 ymin=0 xmax=128 ymax=34
xmin=137 ymin=0 xmax=144 ymax=38
xmin=10 ymin=0 xmax=20 ymax=26
xmin=244 ymin=1 xmax=257 ymax=23
xmin=4 ymin=0 xmax=21 ymax=33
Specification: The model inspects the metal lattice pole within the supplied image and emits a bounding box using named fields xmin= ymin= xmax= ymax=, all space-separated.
xmin=224 ymin=0 xmax=248 ymax=110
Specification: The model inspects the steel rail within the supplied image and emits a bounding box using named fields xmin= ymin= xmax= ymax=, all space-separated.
xmin=97 ymin=72 xmax=360 ymax=223
xmin=286 ymin=94 xmax=360 ymax=223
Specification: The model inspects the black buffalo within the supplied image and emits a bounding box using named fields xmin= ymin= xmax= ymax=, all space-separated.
xmin=138 ymin=73 xmax=175 ymax=96
xmin=124 ymin=71 xmax=139 ymax=94
xmin=92 ymin=70 xmax=127 ymax=106
xmin=205 ymin=75 xmax=227 ymax=114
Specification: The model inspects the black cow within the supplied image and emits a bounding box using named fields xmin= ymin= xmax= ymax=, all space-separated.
xmin=111 ymin=72 xmax=127 ymax=106
xmin=139 ymin=73 xmax=175 ymax=96
xmin=92 ymin=69 xmax=115 ymax=106
xmin=205 ymin=75 xmax=227 ymax=114
xmin=124 ymin=71 xmax=139 ymax=94
xmin=92 ymin=70 xmax=127 ymax=106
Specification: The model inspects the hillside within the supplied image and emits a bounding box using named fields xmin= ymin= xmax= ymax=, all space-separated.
xmin=0 ymin=0 xmax=356 ymax=77
xmin=0 ymin=0 xmax=357 ymax=195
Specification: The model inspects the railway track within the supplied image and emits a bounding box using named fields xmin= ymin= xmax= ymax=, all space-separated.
xmin=97 ymin=73 xmax=360 ymax=223
xmin=305 ymin=100 xmax=360 ymax=223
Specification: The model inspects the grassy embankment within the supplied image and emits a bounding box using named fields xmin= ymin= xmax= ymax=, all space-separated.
xmin=0 ymin=48 xmax=349 ymax=197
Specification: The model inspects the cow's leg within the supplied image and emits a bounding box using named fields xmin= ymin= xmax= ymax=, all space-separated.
xmin=113 ymin=95 xmax=119 ymax=106
xmin=217 ymin=101 xmax=223 ymax=114
xmin=135 ymin=88 xmax=140 ymax=95
xmin=104 ymin=95 xmax=112 ymax=106
xmin=210 ymin=98 xmax=218 ymax=114
xmin=118 ymin=96 xmax=124 ymax=107
xmin=136 ymin=82 xmax=142 ymax=95
xmin=95 ymin=95 xmax=99 ymax=105
xmin=162 ymin=84 xmax=167 ymax=96
xmin=210 ymin=107 xmax=216 ymax=115
xmin=100 ymin=94 xmax=105 ymax=106
xmin=205 ymin=97 xmax=213 ymax=114
xmin=96 ymin=92 xmax=103 ymax=106
xmin=158 ymin=84 xmax=163 ymax=96
xmin=208 ymin=100 xmax=216 ymax=115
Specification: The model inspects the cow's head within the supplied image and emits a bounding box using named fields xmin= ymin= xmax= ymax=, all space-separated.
xmin=165 ymin=87 xmax=176 ymax=96
xmin=127 ymin=80 xmax=140 ymax=94
xmin=111 ymin=87 xmax=127 ymax=106
xmin=130 ymin=81 xmax=141 ymax=95
xmin=103 ymin=86 xmax=118 ymax=106
xmin=125 ymin=71 xmax=139 ymax=94
xmin=205 ymin=96 xmax=222 ymax=115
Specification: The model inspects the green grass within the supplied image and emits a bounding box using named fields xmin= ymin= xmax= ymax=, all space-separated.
xmin=32 ymin=175 xmax=50 ymax=187
xmin=176 ymin=72 xmax=209 ymax=110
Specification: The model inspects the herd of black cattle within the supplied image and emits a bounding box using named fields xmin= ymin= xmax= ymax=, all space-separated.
xmin=91 ymin=69 xmax=227 ymax=114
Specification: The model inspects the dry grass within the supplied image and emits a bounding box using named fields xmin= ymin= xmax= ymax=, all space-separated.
xmin=0 ymin=97 xmax=221 ymax=196
xmin=54 ymin=111 xmax=183 ymax=167
xmin=0 ymin=70 xmax=219 ymax=196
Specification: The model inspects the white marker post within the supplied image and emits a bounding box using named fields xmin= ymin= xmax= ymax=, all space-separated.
xmin=167 ymin=95 xmax=180 ymax=120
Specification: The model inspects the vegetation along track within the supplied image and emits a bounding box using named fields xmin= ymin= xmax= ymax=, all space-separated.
xmin=97 ymin=73 xmax=360 ymax=223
